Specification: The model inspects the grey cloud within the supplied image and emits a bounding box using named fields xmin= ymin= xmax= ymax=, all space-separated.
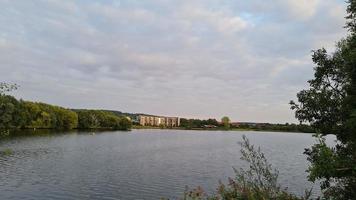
xmin=0 ymin=0 xmax=348 ymax=123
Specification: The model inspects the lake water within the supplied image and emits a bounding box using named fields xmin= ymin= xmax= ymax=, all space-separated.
xmin=0 ymin=129 xmax=335 ymax=200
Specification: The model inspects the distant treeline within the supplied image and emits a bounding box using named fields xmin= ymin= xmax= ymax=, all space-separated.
xmin=179 ymin=118 xmax=220 ymax=128
xmin=179 ymin=117 xmax=314 ymax=133
xmin=1 ymin=92 xmax=311 ymax=133
xmin=237 ymin=123 xmax=315 ymax=133
xmin=0 ymin=94 xmax=132 ymax=131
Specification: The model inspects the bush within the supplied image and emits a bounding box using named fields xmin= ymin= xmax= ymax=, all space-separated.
xmin=173 ymin=135 xmax=312 ymax=200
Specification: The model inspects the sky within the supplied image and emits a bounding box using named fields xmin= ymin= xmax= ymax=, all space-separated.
xmin=0 ymin=0 xmax=348 ymax=123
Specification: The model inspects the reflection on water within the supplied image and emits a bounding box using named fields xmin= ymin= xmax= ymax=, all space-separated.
xmin=0 ymin=129 xmax=335 ymax=200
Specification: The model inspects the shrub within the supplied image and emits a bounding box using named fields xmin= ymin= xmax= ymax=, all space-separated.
xmin=174 ymin=135 xmax=313 ymax=200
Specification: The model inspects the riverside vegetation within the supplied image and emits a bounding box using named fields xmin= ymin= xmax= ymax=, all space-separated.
xmin=173 ymin=135 xmax=313 ymax=200
xmin=0 ymin=83 xmax=131 ymax=136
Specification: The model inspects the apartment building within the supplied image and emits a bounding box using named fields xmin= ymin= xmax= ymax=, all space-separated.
xmin=138 ymin=115 xmax=180 ymax=127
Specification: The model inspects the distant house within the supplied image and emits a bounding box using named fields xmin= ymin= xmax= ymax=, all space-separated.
xmin=138 ymin=115 xmax=180 ymax=127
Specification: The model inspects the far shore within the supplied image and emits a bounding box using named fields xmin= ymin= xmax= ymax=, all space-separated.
xmin=0 ymin=127 xmax=314 ymax=138
xmin=132 ymin=125 xmax=314 ymax=133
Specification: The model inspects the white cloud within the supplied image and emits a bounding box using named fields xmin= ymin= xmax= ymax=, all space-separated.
xmin=178 ymin=5 xmax=248 ymax=34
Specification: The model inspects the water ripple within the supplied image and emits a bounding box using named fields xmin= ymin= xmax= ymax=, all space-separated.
xmin=0 ymin=130 xmax=335 ymax=199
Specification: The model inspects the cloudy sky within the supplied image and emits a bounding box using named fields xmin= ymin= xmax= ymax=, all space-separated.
xmin=0 ymin=0 xmax=348 ymax=123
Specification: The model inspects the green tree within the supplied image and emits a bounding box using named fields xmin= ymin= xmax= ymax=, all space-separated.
xmin=118 ymin=117 xmax=132 ymax=130
xmin=76 ymin=110 xmax=131 ymax=130
xmin=57 ymin=109 xmax=78 ymax=129
xmin=206 ymin=118 xmax=219 ymax=126
xmin=0 ymin=83 xmax=26 ymax=130
xmin=77 ymin=110 xmax=100 ymax=129
xmin=0 ymin=95 xmax=25 ymax=129
xmin=221 ymin=116 xmax=230 ymax=129
xmin=290 ymin=1 xmax=356 ymax=198
xmin=21 ymin=101 xmax=78 ymax=130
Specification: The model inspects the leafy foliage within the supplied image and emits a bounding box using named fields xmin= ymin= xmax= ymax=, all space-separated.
xmin=76 ymin=109 xmax=131 ymax=130
xmin=290 ymin=1 xmax=356 ymax=198
xmin=14 ymin=101 xmax=78 ymax=130
xmin=0 ymin=95 xmax=27 ymax=129
xmin=0 ymin=85 xmax=132 ymax=132
xmin=234 ymin=135 xmax=280 ymax=197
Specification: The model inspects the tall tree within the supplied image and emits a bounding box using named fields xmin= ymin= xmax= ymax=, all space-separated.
xmin=290 ymin=1 xmax=356 ymax=199
xmin=0 ymin=83 xmax=25 ymax=130
xmin=221 ymin=116 xmax=230 ymax=129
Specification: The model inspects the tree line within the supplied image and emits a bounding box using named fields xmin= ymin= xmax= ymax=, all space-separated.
xmin=0 ymin=87 xmax=131 ymax=131
xmin=238 ymin=123 xmax=315 ymax=133
xmin=179 ymin=118 xmax=220 ymax=129
xmin=179 ymin=117 xmax=314 ymax=133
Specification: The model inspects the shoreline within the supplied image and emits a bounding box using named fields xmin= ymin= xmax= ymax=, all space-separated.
xmin=132 ymin=126 xmax=313 ymax=134
xmin=1 ymin=127 xmax=313 ymax=137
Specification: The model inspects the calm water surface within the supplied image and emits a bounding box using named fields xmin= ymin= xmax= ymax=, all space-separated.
xmin=0 ymin=129 xmax=335 ymax=199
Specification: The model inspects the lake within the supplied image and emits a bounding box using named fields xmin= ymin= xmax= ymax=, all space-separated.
xmin=0 ymin=129 xmax=334 ymax=200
